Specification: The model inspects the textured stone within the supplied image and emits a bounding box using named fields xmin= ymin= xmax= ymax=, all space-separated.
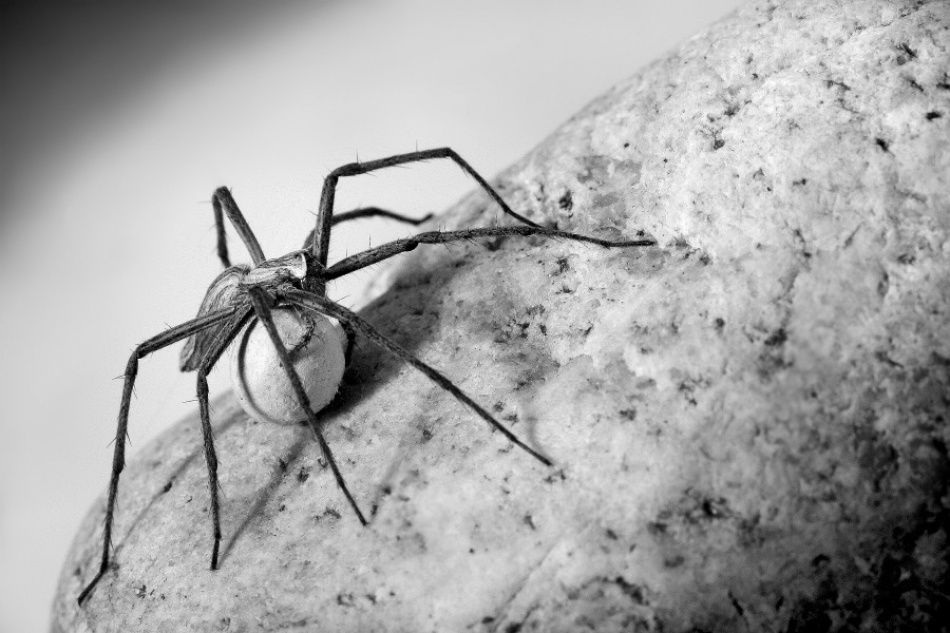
xmin=54 ymin=0 xmax=950 ymax=631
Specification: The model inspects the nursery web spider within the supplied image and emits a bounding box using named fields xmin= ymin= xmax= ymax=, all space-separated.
xmin=78 ymin=147 xmax=654 ymax=604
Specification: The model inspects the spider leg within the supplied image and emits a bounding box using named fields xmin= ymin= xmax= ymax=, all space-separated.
xmin=283 ymin=289 xmax=553 ymax=467
xmin=245 ymin=286 xmax=368 ymax=526
xmin=332 ymin=207 xmax=434 ymax=227
xmin=309 ymin=148 xmax=541 ymax=273
xmin=78 ymin=306 xmax=239 ymax=606
xmin=211 ymin=187 xmax=267 ymax=268
xmin=195 ymin=306 xmax=255 ymax=571
xmin=325 ymin=225 xmax=655 ymax=280
xmin=300 ymin=207 xmax=435 ymax=251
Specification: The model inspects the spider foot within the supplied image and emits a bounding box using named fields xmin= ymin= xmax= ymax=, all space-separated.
xmin=77 ymin=567 xmax=108 ymax=606
xmin=211 ymin=539 xmax=220 ymax=570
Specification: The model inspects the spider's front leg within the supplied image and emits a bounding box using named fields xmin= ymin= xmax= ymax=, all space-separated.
xmin=245 ymin=285 xmax=368 ymax=525
xmin=78 ymin=307 xmax=239 ymax=605
xmin=210 ymin=187 xmax=267 ymax=269
xmin=194 ymin=306 xmax=255 ymax=570
xmin=283 ymin=289 xmax=553 ymax=467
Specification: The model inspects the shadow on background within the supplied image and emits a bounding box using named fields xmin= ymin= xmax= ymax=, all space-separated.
xmin=0 ymin=0 xmax=334 ymax=224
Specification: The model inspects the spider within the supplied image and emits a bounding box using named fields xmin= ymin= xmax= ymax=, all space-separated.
xmin=77 ymin=147 xmax=655 ymax=605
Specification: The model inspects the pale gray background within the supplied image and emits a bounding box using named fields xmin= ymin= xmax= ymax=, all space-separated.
xmin=0 ymin=2 xmax=745 ymax=630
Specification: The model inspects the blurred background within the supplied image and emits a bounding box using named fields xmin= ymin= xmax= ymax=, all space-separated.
xmin=0 ymin=1 xmax=745 ymax=629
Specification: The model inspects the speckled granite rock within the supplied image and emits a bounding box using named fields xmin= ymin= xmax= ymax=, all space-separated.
xmin=54 ymin=0 xmax=950 ymax=631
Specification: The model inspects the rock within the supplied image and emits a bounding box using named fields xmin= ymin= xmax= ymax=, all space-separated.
xmin=53 ymin=0 xmax=950 ymax=631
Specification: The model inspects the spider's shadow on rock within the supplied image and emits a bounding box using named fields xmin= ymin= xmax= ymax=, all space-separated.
xmin=219 ymin=427 xmax=311 ymax=564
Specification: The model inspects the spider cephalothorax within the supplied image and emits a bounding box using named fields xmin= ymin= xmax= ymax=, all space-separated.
xmin=178 ymin=250 xmax=351 ymax=424
xmin=180 ymin=250 xmax=313 ymax=369
xmin=78 ymin=147 xmax=655 ymax=605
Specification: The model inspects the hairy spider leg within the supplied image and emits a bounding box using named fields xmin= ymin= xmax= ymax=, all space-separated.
xmin=195 ymin=306 xmax=256 ymax=570
xmin=212 ymin=183 xmax=429 ymax=267
xmin=211 ymin=187 xmax=267 ymax=269
xmin=325 ymin=225 xmax=656 ymax=281
xmin=78 ymin=306 xmax=239 ymax=606
xmin=300 ymin=207 xmax=435 ymax=251
xmin=284 ymin=289 xmax=553 ymax=467
xmin=245 ymin=286 xmax=368 ymax=526
xmin=307 ymin=207 xmax=437 ymax=360
xmin=332 ymin=207 xmax=435 ymax=228
xmin=309 ymin=148 xmax=543 ymax=289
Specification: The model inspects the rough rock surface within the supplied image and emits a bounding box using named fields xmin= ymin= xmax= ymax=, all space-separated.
xmin=54 ymin=1 xmax=950 ymax=631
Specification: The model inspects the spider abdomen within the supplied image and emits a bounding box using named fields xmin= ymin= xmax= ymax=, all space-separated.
xmin=231 ymin=307 xmax=346 ymax=425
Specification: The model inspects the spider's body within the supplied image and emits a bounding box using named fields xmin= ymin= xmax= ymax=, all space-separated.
xmin=180 ymin=249 xmax=319 ymax=372
xmin=77 ymin=147 xmax=655 ymax=606
xmin=182 ymin=250 xmax=351 ymax=424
